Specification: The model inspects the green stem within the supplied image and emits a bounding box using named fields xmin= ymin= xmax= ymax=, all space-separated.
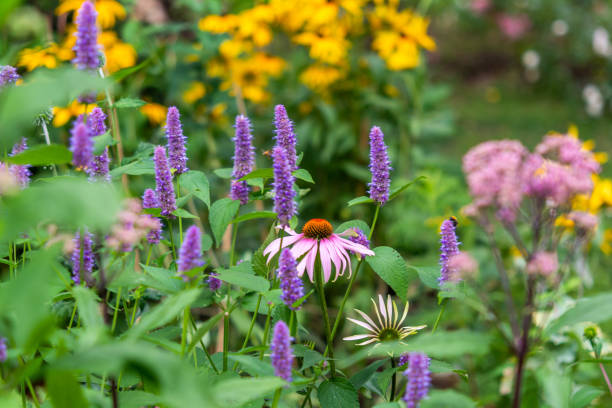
xmin=314 ymin=243 xmax=335 ymax=377
xmin=111 ymin=287 xmax=122 ymax=334
xmin=369 ymin=204 xmax=381 ymax=241
xmin=259 ymin=304 xmax=273 ymax=360
xmin=390 ymin=357 xmax=396 ymax=401
xmin=229 ymin=215 xmax=239 ymax=266
xmin=168 ymin=220 xmax=177 ymax=261
xmin=130 ymin=296 xmax=139 ymax=327
xmin=190 ymin=317 xmax=219 ymax=374
xmin=431 ymin=298 xmax=447 ymax=334
xmin=289 ymin=310 xmax=296 ymax=338
xmin=181 ymin=307 xmax=190 ymax=357
xmin=223 ymin=310 xmax=230 ymax=371
xmin=67 ymin=302 xmax=78 ymax=332
xmin=271 ymin=388 xmax=282 ymax=408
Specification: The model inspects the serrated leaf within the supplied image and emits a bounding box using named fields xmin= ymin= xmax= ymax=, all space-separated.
xmin=336 ymin=220 xmax=371 ymax=237
xmin=421 ymin=390 xmax=476 ymax=408
xmin=214 ymin=168 xmax=233 ymax=179
xmin=293 ymin=168 xmax=314 ymax=183
xmin=6 ymin=144 xmax=72 ymax=165
xmin=111 ymin=159 xmax=155 ymax=177
xmin=228 ymin=355 xmax=274 ymax=376
xmin=72 ymin=286 xmax=104 ymax=329
xmin=388 ymin=176 xmax=425 ymax=201
xmin=347 ymin=196 xmax=375 ymax=207
xmin=239 ymin=168 xmax=273 ymax=181
xmin=409 ymin=265 xmax=440 ymax=289
xmin=545 ymin=292 xmax=612 ymax=336
xmin=570 ymin=386 xmax=604 ymax=408
xmin=232 ymin=211 xmax=277 ymax=224
xmin=172 ymin=208 xmax=198 ymax=219
xmin=179 ymin=170 xmax=210 ymax=209
xmin=318 ymin=378 xmax=359 ymax=408
xmin=366 ymin=247 xmax=416 ymax=301
xmin=114 ymin=97 xmax=146 ymax=108
xmin=187 ymin=313 xmax=223 ymax=354
xmin=216 ymin=269 xmax=269 ymax=293
xmin=213 ymin=377 xmax=284 ymax=406
xmin=210 ymin=198 xmax=240 ymax=247
xmin=93 ymin=131 xmax=116 ymax=155
xmin=350 ymin=359 xmax=386 ymax=390
xmin=46 ymin=370 xmax=88 ymax=408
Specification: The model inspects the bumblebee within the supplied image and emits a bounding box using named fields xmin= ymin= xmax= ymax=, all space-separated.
xmin=449 ymin=216 xmax=458 ymax=227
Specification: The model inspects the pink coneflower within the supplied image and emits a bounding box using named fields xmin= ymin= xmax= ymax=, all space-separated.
xmin=264 ymin=218 xmax=374 ymax=283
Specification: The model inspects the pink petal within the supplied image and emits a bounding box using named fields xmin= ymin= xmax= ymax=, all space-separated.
xmin=335 ymin=236 xmax=375 ymax=257
xmin=322 ymin=238 xmax=343 ymax=281
xmin=319 ymin=241 xmax=332 ymax=283
xmin=276 ymin=225 xmax=299 ymax=235
xmin=263 ymin=234 xmax=303 ymax=263
xmin=328 ymin=237 xmax=347 ymax=277
xmin=291 ymin=238 xmax=316 ymax=261
xmin=306 ymin=244 xmax=318 ymax=282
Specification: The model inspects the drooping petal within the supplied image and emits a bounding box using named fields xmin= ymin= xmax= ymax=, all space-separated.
xmin=291 ymin=238 xmax=316 ymax=261
xmin=327 ymin=238 xmax=347 ymax=277
xmin=392 ymin=299 xmax=399 ymax=328
xmin=371 ymin=297 xmax=385 ymax=329
xmin=306 ymin=243 xmax=318 ymax=282
xmin=354 ymin=308 xmax=380 ymax=332
xmin=318 ymin=240 xmax=333 ymax=282
xmin=398 ymin=302 xmax=410 ymax=326
xmin=264 ymin=234 xmax=303 ymax=262
xmin=343 ymin=334 xmax=374 ymax=341
xmin=378 ymin=295 xmax=388 ymax=327
xmin=347 ymin=317 xmax=377 ymax=333
xmin=335 ymin=235 xmax=375 ymax=257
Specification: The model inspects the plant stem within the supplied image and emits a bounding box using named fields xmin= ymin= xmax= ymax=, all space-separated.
xmin=67 ymin=302 xmax=78 ymax=332
xmin=229 ymin=211 xmax=240 ymax=266
xmin=511 ymin=275 xmax=535 ymax=408
xmin=189 ymin=317 xmax=219 ymax=374
xmin=314 ymin=243 xmax=335 ymax=377
xmin=390 ymin=356 xmax=396 ymax=401
xmin=431 ymin=298 xmax=447 ymax=334
xmin=223 ymin=310 xmax=230 ymax=371
xmin=271 ymin=388 xmax=282 ymax=408
xmin=181 ymin=308 xmax=190 ymax=357
xmin=369 ymin=204 xmax=381 ymax=241
xmin=289 ymin=310 xmax=296 ymax=338
xmin=168 ymin=220 xmax=177 ymax=261
xmin=111 ymin=287 xmax=122 ymax=334
xmin=241 ymin=294 xmax=262 ymax=350
xmin=599 ymin=363 xmax=612 ymax=396
xmin=40 ymin=121 xmax=57 ymax=176
xmin=259 ymin=304 xmax=272 ymax=360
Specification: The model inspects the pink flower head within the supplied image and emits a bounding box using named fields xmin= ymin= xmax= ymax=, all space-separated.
xmin=568 ymin=211 xmax=598 ymax=233
xmin=447 ymin=252 xmax=479 ymax=282
xmin=497 ymin=14 xmax=531 ymax=40
xmin=526 ymin=252 xmax=558 ymax=277
xmin=263 ymin=218 xmax=375 ymax=283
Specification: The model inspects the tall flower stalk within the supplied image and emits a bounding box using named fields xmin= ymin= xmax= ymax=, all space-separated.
xmin=154 ymin=146 xmax=176 ymax=217
xmin=165 ymin=106 xmax=188 ymax=174
xmin=368 ymin=126 xmax=391 ymax=205
xmin=229 ymin=115 xmax=255 ymax=205
xmin=272 ymin=145 xmax=296 ymax=227
xmin=273 ymin=104 xmax=297 ymax=171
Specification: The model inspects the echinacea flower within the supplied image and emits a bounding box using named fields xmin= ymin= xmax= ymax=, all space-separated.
xmin=0 ymin=65 xmax=20 ymax=88
xmin=229 ymin=115 xmax=255 ymax=205
xmin=277 ymin=248 xmax=304 ymax=310
xmin=165 ymin=106 xmax=188 ymax=174
xmin=439 ymin=217 xmax=460 ymax=285
xmin=264 ymin=219 xmax=374 ymax=282
xmin=273 ymin=104 xmax=297 ymax=171
xmin=153 ymin=146 xmax=176 ymax=216
xmin=343 ymin=295 xmax=426 ymax=346
xmin=270 ymin=320 xmax=294 ymax=382
xmin=272 ymin=145 xmax=296 ymax=226
xmin=73 ymin=1 xmax=100 ymax=70
xmin=71 ymin=228 xmax=94 ymax=284
xmin=402 ymin=352 xmax=431 ymax=408
xmin=368 ymin=126 xmax=391 ymax=205
xmin=178 ymin=225 xmax=204 ymax=278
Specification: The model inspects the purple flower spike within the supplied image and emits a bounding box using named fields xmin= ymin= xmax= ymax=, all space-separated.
xmin=208 ymin=272 xmax=222 ymax=291
xmin=272 ymin=145 xmax=297 ymax=226
xmin=402 ymin=352 xmax=431 ymax=408
xmin=142 ymin=188 xmax=162 ymax=244
xmin=368 ymin=126 xmax=391 ymax=205
xmin=178 ymin=225 xmax=204 ymax=276
xmin=87 ymin=107 xmax=107 ymax=136
xmin=154 ymin=146 xmax=176 ymax=217
xmin=0 ymin=337 xmax=7 ymax=362
xmin=165 ymin=106 xmax=188 ymax=174
xmin=348 ymin=228 xmax=370 ymax=255
xmin=70 ymin=121 xmax=94 ymax=169
xmin=9 ymin=138 xmax=31 ymax=188
xmin=278 ymin=248 xmax=303 ymax=310
xmin=0 ymin=65 xmax=20 ymax=88
xmin=88 ymin=148 xmax=110 ymax=182
xmin=72 ymin=1 xmax=100 ymax=70
xmin=439 ymin=218 xmax=460 ymax=285
xmin=229 ymin=115 xmax=255 ymax=205
xmin=273 ymin=105 xmax=297 ymax=171
xmin=270 ymin=320 xmax=294 ymax=382
xmin=398 ymin=353 xmax=410 ymax=367
xmin=71 ymin=228 xmax=94 ymax=285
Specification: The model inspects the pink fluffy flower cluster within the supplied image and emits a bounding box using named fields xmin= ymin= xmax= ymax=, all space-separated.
xmin=463 ymin=134 xmax=601 ymax=222
xmin=107 ymin=199 xmax=162 ymax=252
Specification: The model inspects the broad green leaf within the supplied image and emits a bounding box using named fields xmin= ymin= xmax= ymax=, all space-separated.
xmin=111 ymin=159 xmax=155 ymax=177
xmin=93 ymin=131 xmax=115 ymax=155
xmin=252 ymin=248 xmax=268 ymax=277
xmin=239 ymin=168 xmax=273 ymax=181
xmin=347 ymin=196 xmax=374 ymax=207
xmin=72 ymin=286 xmax=104 ymax=329
xmin=373 ymin=403 xmax=402 ymax=408
xmin=538 ymin=365 xmax=570 ymax=408
xmin=318 ymin=378 xmax=359 ymax=408
xmin=46 ymin=370 xmax=88 ymax=408
xmin=179 ymin=170 xmax=211 ymax=208
xmin=0 ymin=0 xmax=22 ymax=25
xmin=409 ymin=265 xmax=440 ymax=289
xmin=210 ymin=198 xmax=240 ymax=247
xmin=216 ymin=269 xmax=269 ymax=293
xmin=232 ymin=211 xmax=277 ymax=224
xmin=187 ymin=313 xmax=223 ymax=354
xmin=119 ymin=391 xmax=161 ymax=408
xmin=366 ymin=247 xmax=416 ymax=301
xmin=294 ymin=168 xmax=314 ymax=183
xmin=172 ymin=208 xmax=198 ymax=219
xmin=350 ymin=359 xmax=386 ymax=390
xmin=336 ymin=220 xmax=371 ymax=237
xmin=227 ymin=355 xmax=274 ymax=376
xmin=6 ymin=144 xmax=72 ymax=165
xmin=293 ymin=344 xmax=324 ymax=370
xmin=421 ymin=390 xmax=476 ymax=408
xmin=142 ymin=265 xmax=182 ymax=294
xmin=110 ymin=59 xmax=150 ymax=82
xmin=213 ymin=377 xmax=284 ymax=406
xmin=127 ymin=289 xmax=200 ymax=339
xmin=114 ymin=97 xmax=146 ymax=108
xmin=214 ymin=168 xmax=233 ymax=179
xmin=570 ymin=386 xmax=604 ymax=408
xmin=545 ymin=293 xmax=612 ymax=336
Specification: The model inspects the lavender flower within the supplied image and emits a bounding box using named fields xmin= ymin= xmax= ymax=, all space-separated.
xmin=278 ymin=249 xmax=303 ymax=310
xmin=439 ymin=218 xmax=460 ymax=285
xmin=272 ymin=145 xmax=297 ymax=226
xmin=208 ymin=272 xmax=222 ymax=291
xmin=402 ymin=352 xmax=431 ymax=408
xmin=154 ymin=146 xmax=176 ymax=216
xmin=165 ymin=106 xmax=188 ymax=174
xmin=368 ymin=126 xmax=391 ymax=205
xmin=229 ymin=115 xmax=255 ymax=205
xmin=273 ymin=105 xmax=297 ymax=171
xmin=87 ymin=107 xmax=107 ymax=136
xmin=9 ymin=138 xmax=30 ymax=188
xmin=142 ymin=188 xmax=162 ymax=244
xmin=178 ymin=225 xmax=204 ymax=276
xmin=348 ymin=227 xmax=370 ymax=256
xmin=270 ymin=320 xmax=294 ymax=382
xmin=0 ymin=337 xmax=6 ymax=362
xmin=88 ymin=148 xmax=111 ymax=182
xmin=0 ymin=65 xmax=19 ymax=88
xmin=398 ymin=353 xmax=410 ymax=367
xmin=70 ymin=121 xmax=94 ymax=169
xmin=71 ymin=228 xmax=94 ymax=285
xmin=72 ymin=1 xmax=100 ymax=70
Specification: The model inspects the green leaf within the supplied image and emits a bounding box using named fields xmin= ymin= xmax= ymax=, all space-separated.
xmin=227 ymin=355 xmax=274 ymax=376
xmin=373 ymin=403 xmax=402 ymax=408
xmin=118 ymin=391 xmax=161 ymax=408
xmin=336 ymin=220 xmax=371 ymax=237
xmin=409 ymin=265 xmax=440 ymax=289
xmin=111 ymin=159 xmax=155 ymax=177
xmin=292 ymin=344 xmax=324 ymax=370
xmin=46 ymin=370 xmax=88 ymax=408
xmin=545 ymin=292 xmax=612 ymax=336
xmin=421 ymin=390 xmax=476 ymax=408
xmin=570 ymin=386 xmax=604 ymax=408
xmin=110 ymin=59 xmax=150 ymax=82
xmin=213 ymin=377 xmax=284 ymax=406
xmin=6 ymin=144 xmax=72 ymax=165
xmin=210 ymin=198 xmax=240 ymax=247
xmin=239 ymin=168 xmax=273 ymax=181
xmin=142 ymin=265 xmax=182 ymax=294
xmin=179 ymin=170 xmax=210 ymax=209
xmin=366 ymin=247 xmax=416 ymax=301
xmin=293 ymin=168 xmax=314 ymax=183
xmin=318 ymin=378 xmax=359 ymax=408
xmin=172 ymin=208 xmax=198 ymax=219
xmin=388 ymin=176 xmax=425 ymax=201
xmin=72 ymin=286 xmax=104 ymax=329
xmin=93 ymin=131 xmax=115 ymax=155
xmin=350 ymin=359 xmax=386 ymax=390
xmin=114 ymin=97 xmax=146 ymax=108
xmin=187 ymin=313 xmax=223 ymax=354
xmin=347 ymin=196 xmax=374 ymax=207
xmin=127 ymin=289 xmax=201 ymax=339
xmin=232 ymin=211 xmax=277 ymax=224
xmin=216 ymin=269 xmax=269 ymax=293
xmin=214 ymin=168 xmax=233 ymax=179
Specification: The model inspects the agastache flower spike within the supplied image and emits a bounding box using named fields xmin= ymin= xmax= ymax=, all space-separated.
xmin=88 ymin=148 xmax=110 ymax=182
xmin=273 ymin=104 xmax=298 ymax=171
xmin=229 ymin=115 xmax=255 ymax=205
xmin=272 ymin=145 xmax=297 ymax=226
xmin=368 ymin=126 xmax=391 ymax=205
xmin=178 ymin=225 xmax=204 ymax=278
xmin=72 ymin=1 xmax=100 ymax=70
xmin=87 ymin=107 xmax=107 ymax=136
xmin=165 ymin=106 xmax=188 ymax=174
xmin=153 ymin=146 xmax=177 ymax=216
xmin=208 ymin=273 xmax=222 ymax=291
xmin=9 ymin=138 xmax=31 ymax=188
xmin=142 ymin=188 xmax=162 ymax=244
xmin=270 ymin=320 xmax=294 ymax=382
xmin=278 ymin=248 xmax=304 ymax=310
xmin=0 ymin=65 xmax=20 ymax=88
xmin=70 ymin=121 xmax=94 ymax=169
xmin=402 ymin=352 xmax=431 ymax=408
xmin=71 ymin=228 xmax=94 ymax=285
xmin=439 ymin=217 xmax=460 ymax=285
xmin=0 ymin=337 xmax=7 ymax=362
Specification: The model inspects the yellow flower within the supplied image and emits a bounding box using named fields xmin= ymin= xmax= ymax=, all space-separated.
xmin=208 ymin=102 xmax=228 ymax=124
xmin=182 ymin=81 xmax=206 ymax=104
xmin=98 ymin=31 xmax=137 ymax=73
xmin=299 ymin=64 xmax=344 ymax=91
xmin=140 ymin=103 xmax=167 ymax=125
xmin=52 ymin=100 xmax=96 ymax=127
xmin=18 ymin=45 xmax=60 ymax=71
xmin=56 ymin=0 xmax=126 ymax=29
xmin=554 ymin=215 xmax=574 ymax=229
xmin=293 ymin=26 xmax=350 ymax=65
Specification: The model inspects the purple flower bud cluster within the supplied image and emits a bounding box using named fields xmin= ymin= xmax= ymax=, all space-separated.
xmin=9 ymin=138 xmax=31 ymax=188
xmin=526 ymin=251 xmax=558 ymax=277
xmin=178 ymin=225 xmax=204 ymax=277
xmin=347 ymin=228 xmax=370 ymax=255
xmin=439 ymin=218 xmax=460 ymax=285
xmin=402 ymin=352 xmax=431 ymax=408
xmin=71 ymin=228 xmax=94 ymax=285
xmin=270 ymin=320 xmax=294 ymax=382
xmin=273 ymin=105 xmax=298 ymax=171
xmin=88 ymin=148 xmax=111 ymax=182
xmin=368 ymin=126 xmax=391 ymax=205
xmin=72 ymin=1 xmax=100 ymax=70
xmin=165 ymin=106 xmax=188 ymax=174
xmin=463 ymin=140 xmax=528 ymax=222
xmin=70 ymin=121 xmax=94 ymax=170
xmin=208 ymin=272 xmax=222 ymax=291
xmin=142 ymin=189 xmax=162 ymax=244
xmin=398 ymin=353 xmax=410 ymax=367
xmin=272 ymin=145 xmax=297 ymax=226
xmin=0 ymin=337 xmax=7 ymax=362
xmin=230 ymin=115 xmax=255 ymax=205
xmin=0 ymin=65 xmax=20 ymax=88
xmin=87 ymin=107 xmax=107 ymax=136
xmin=154 ymin=146 xmax=177 ymax=216
xmin=278 ymin=249 xmax=303 ymax=310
